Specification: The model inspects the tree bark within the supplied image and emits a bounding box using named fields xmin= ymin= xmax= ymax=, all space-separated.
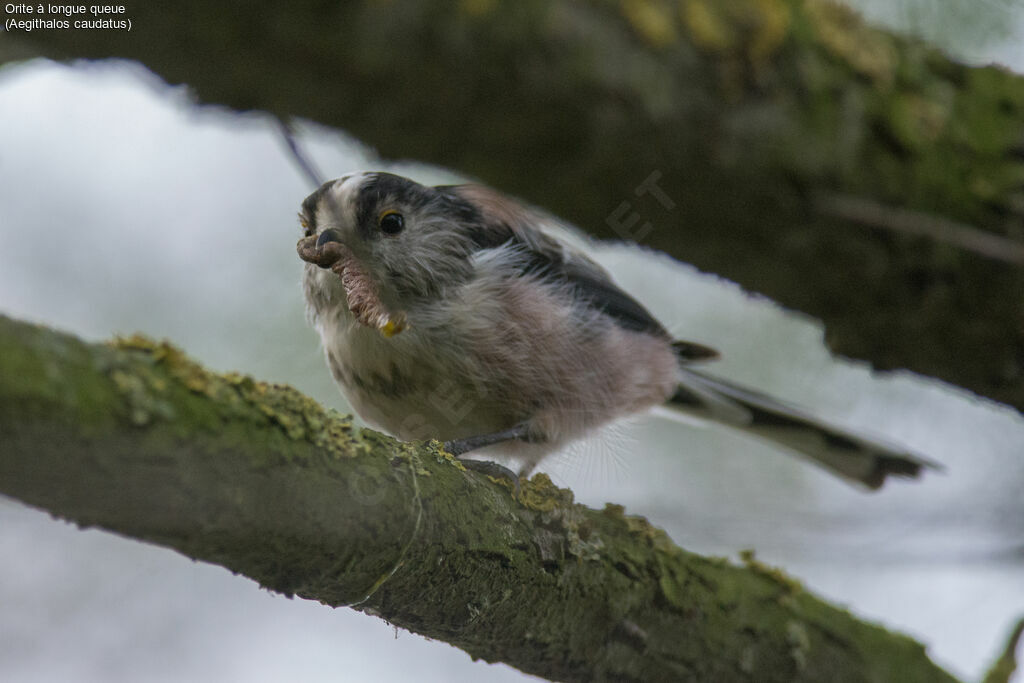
xmin=5 ymin=0 xmax=1023 ymax=412
xmin=0 ymin=314 xmax=960 ymax=682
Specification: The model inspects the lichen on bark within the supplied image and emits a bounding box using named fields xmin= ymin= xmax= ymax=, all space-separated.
xmin=0 ymin=314 xmax=962 ymax=681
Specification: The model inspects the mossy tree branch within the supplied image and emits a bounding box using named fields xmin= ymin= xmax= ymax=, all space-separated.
xmin=0 ymin=314 xmax=960 ymax=682
xmin=4 ymin=0 xmax=1024 ymax=411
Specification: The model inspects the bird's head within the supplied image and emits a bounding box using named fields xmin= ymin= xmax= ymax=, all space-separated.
xmin=298 ymin=172 xmax=487 ymax=318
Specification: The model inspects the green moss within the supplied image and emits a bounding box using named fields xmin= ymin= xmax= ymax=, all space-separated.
xmin=107 ymin=334 xmax=358 ymax=461
xmin=786 ymin=619 xmax=811 ymax=672
xmin=656 ymin=554 xmax=691 ymax=610
xmin=108 ymin=368 xmax=175 ymax=425
xmin=602 ymin=502 xmax=650 ymax=535
xmin=0 ymin=314 xmax=963 ymax=682
xmin=885 ymin=92 xmax=953 ymax=152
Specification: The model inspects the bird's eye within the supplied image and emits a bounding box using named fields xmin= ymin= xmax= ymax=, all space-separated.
xmin=378 ymin=210 xmax=404 ymax=236
xmin=299 ymin=216 xmax=312 ymax=237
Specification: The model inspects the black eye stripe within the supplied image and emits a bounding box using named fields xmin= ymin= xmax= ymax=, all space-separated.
xmin=355 ymin=173 xmax=438 ymax=238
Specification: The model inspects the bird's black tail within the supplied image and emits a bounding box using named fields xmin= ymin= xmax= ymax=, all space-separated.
xmin=666 ymin=367 xmax=939 ymax=489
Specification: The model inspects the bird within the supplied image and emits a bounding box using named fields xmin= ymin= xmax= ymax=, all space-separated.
xmin=296 ymin=171 xmax=938 ymax=489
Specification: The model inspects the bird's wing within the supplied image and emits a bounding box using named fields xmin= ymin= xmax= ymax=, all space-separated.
xmin=444 ymin=183 xmax=720 ymax=352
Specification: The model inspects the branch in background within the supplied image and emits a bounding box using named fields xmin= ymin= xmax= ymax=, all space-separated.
xmin=816 ymin=193 xmax=1024 ymax=266
xmin=5 ymin=0 xmax=1024 ymax=410
xmin=983 ymin=617 xmax=1024 ymax=683
xmin=0 ymin=314 xmax=959 ymax=683
xmin=275 ymin=115 xmax=325 ymax=188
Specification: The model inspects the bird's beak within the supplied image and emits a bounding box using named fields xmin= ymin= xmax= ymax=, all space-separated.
xmin=296 ymin=230 xmax=347 ymax=269
xmin=316 ymin=228 xmax=344 ymax=248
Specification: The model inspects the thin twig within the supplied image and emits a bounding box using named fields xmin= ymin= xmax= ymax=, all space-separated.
xmin=275 ymin=116 xmax=325 ymax=189
xmin=815 ymin=192 xmax=1024 ymax=266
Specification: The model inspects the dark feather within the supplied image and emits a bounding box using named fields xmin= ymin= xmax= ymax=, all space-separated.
xmin=672 ymin=340 xmax=720 ymax=362
xmin=444 ymin=183 xmax=674 ymax=337
xmin=668 ymin=368 xmax=940 ymax=489
xmin=556 ymin=258 xmax=670 ymax=335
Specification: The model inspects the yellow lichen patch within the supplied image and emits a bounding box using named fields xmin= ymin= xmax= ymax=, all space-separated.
xmin=622 ymin=0 xmax=678 ymax=48
xmin=739 ymin=548 xmax=803 ymax=595
xmin=107 ymin=334 xmax=357 ymax=459
xmin=111 ymin=334 xmax=213 ymax=395
xmin=681 ymin=0 xmax=735 ymax=51
xmin=680 ymin=0 xmax=791 ymax=64
xmin=804 ymin=0 xmax=896 ymax=85
xmin=105 ymin=336 xmax=186 ymax=425
xmin=518 ymin=472 xmax=574 ymax=512
xmin=110 ymin=333 xmax=160 ymax=353
xmin=236 ymin=380 xmax=358 ymax=458
xmin=624 ymin=511 xmax=661 ymax=538
xmin=602 ymin=502 xmax=627 ymax=518
xmin=748 ymin=0 xmax=791 ymax=62
xmin=603 ymin=503 xmax=677 ymax=550
xmin=430 ymin=441 xmax=467 ymax=471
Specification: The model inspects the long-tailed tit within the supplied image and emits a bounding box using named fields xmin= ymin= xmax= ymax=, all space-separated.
xmin=297 ymin=172 xmax=937 ymax=489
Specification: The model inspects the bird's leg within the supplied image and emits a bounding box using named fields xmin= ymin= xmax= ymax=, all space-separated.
xmin=444 ymin=423 xmax=537 ymax=491
xmin=443 ymin=422 xmax=535 ymax=455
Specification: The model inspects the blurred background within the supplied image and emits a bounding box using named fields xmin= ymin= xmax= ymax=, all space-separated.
xmin=1 ymin=2 xmax=1023 ymax=681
